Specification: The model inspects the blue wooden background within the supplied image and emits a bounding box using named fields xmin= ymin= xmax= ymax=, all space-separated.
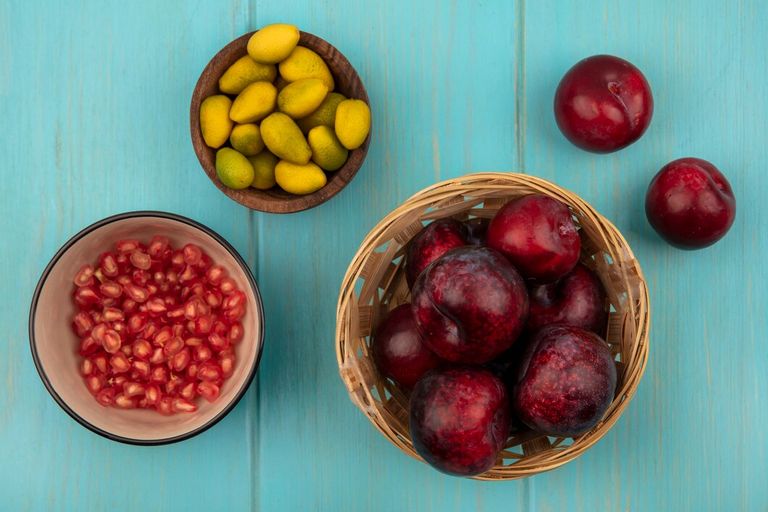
xmin=1 ymin=0 xmax=766 ymax=510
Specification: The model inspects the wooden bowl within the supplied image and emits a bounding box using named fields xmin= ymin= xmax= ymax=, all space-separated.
xmin=190 ymin=31 xmax=371 ymax=214
xmin=335 ymin=173 xmax=650 ymax=479
xmin=29 ymin=211 xmax=265 ymax=445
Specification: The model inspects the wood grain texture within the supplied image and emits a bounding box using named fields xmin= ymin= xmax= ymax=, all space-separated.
xmin=1 ymin=0 xmax=766 ymax=510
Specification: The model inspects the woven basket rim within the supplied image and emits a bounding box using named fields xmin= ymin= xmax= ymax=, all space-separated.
xmin=335 ymin=172 xmax=650 ymax=480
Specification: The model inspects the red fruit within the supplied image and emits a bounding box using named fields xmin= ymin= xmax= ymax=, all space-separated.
xmin=154 ymin=326 xmax=173 ymax=346
xmin=131 ymin=269 xmax=150 ymax=286
xmin=463 ymin=218 xmax=490 ymax=246
xmin=114 ymin=394 xmax=137 ymax=409
xmin=184 ymin=337 xmax=203 ymax=347
xmin=170 ymin=348 xmax=191 ymax=372
xmin=487 ymin=194 xmax=581 ymax=282
xmin=223 ymin=304 xmax=245 ymax=323
xmin=116 ymin=239 xmax=140 ymax=253
xmin=167 ymin=307 xmax=185 ymax=319
xmin=72 ymin=312 xmax=94 ymax=337
xmin=184 ymin=297 xmax=208 ymax=320
xmin=409 ymin=367 xmax=511 ymax=476
xmin=148 ymin=236 xmax=171 ymax=259
xmin=172 ymin=398 xmax=197 ymax=413
xmin=96 ymin=388 xmax=116 ymax=406
xmin=156 ymin=397 xmax=174 ymax=415
xmin=554 ymin=55 xmax=653 ymax=153
xmin=527 ymin=264 xmax=607 ymax=334
xmin=99 ymin=252 xmax=119 ymax=277
xmin=372 ymin=304 xmax=442 ymax=388
xmin=193 ymin=314 xmax=214 ymax=335
xmin=103 ymin=307 xmax=124 ymax=322
xmin=180 ymin=381 xmax=196 ymax=401
xmin=132 ymin=360 xmax=150 ymax=379
xmin=222 ymin=291 xmax=245 ymax=310
xmin=127 ymin=312 xmax=148 ymax=334
xmin=73 ymin=264 xmax=95 ymax=287
xmin=102 ymin=329 xmax=122 ymax=354
xmin=80 ymin=358 xmax=94 ymax=376
xmin=182 ymin=244 xmax=203 ymax=265
xmin=406 ymin=219 xmax=468 ymax=286
xmin=219 ymin=350 xmax=236 ymax=378
xmin=110 ymin=352 xmax=130 ymax=373
xmin=74 ymin=286 xmax=101 ymax=309
xmin=122 ymin=299 xmax=137 ymax=314
xmin=86 ymin=374 xmax=105 ymax=394
xmin=207 ymin=333 xmax=230 ymax=352
xmin=197 ymin=381 xmax=220 ymax=402
xmin=204 ymin=290 xmax=223 ymax=309
xmin=228 ymin=322 xmax=244 ymax=344
xmin=145 ymin=384 xmax=161 ymax=405
xmin=149 ymin=347 xmax=165 ymax=365
xmin=206 ymin=265 xmax=227 ymax=286
xmin=99 ymin=281 xmax=122 ymax=298
xmin=162 ymin=336 xmax=185 ymax=357
xmin=645 ymin=158 xmax=736 ymax=249
xmin=123 ymin=283 xmax=149 ymax=303
xmin=93 ymin=354 xmax=108 ymax=373
xmin=171 ymin=250 xmax=185 ymax=269
xmin=197 ymin=362 xmax=223 ymax=382
xmin=187 ymin=363 xmax=199 ymax=379
xmin=130 ymin=250 xmax=152 ymax=270
xmin=194 ymin=344 xmax=213 ymax=362
xmin=219 ymin=277 xmax=237 ymax=295
xmin=131 ymin=339 xmax=152 ymax=360
xmin=123 ymin=381 xmax=146 ymax=398
xmin=150 ymin=365 xmax=168 ymax=382
xmin=412 ymin=247 xmax=529 ymax=364
xmin=179 ymin=266 xmax=197 ymax=283
xmin=79 ymin=336 xmax=99 ymax=356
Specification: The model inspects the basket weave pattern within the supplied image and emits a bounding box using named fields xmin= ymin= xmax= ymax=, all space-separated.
xmin=335 ymin=173 xmax=650 ymax=480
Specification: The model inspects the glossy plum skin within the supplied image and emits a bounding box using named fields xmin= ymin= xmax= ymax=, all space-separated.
xmin=645 ymin=158 xmax=736 ymax=249
xmin=487 ymin=194 xmax=581 ymax=283
xmin=527 ymin=263 xmax=607 ymax=334
xmin=412 ymin=247 xmax=529 ymax=364
xmin=372 ymin=304 xmax=442 ymax=388
xmin=463 ymin=218 xmax=489 ymax=246
xmin=554 ymin=55 xmax=653 ymax=153
xmin=409 ymin=367 xmax=511 ymax=476
xmin=406 ymin=219 xmax=467 ymax=286
xmin=513 ymin=325 xmax=617 ymax=437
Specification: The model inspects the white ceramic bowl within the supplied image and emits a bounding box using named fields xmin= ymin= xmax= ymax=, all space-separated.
xmin=29 ymin=211 xmax=264 ymax=444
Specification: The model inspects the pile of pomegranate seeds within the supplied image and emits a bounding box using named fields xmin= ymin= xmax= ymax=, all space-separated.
xmin=71 ymin=236 xmax=246 ymax=414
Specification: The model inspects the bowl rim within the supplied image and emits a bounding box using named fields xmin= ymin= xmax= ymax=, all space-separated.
xmin=190 ymin=30 xmax=372 ymax=214
xmin=28 ymin=210 xmax=265 ymax=446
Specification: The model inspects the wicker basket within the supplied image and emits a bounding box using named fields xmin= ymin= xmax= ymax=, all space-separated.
xmin=335 ymin=172 xmax=650 ymax=480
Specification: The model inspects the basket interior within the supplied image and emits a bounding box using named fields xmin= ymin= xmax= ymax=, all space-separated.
xmin=337 ymin=175 xmax=649 ymax=479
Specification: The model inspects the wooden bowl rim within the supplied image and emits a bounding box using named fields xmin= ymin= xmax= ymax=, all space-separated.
xmin=190 ymin=30 xmax=371 ymax=214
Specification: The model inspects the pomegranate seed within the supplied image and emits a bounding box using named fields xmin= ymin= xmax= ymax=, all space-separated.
xmin=154 ymin=326 xmax=173 ymax=346
xmin=194 ymin=344 xmax=212 ymax=362
xmin=187 ymin=363 xmax=199 ymax=379
xmin=103 ymin=307 xmax=124 ymax=322
xmin=91 ymin=323 xmax=107 ymax=342
xmin=96 ymin=387 xmax=116 ymax=406
xmin=132 ymin=269 xmax=150 ymax=286
xmin=197 ymin=253 xmax=212 ymax=271
xmin=114 ymin=394 xmax=137 ymax=409
xmin=150 ymin=347 xmax=165 ymax=365
xmin=179 ymin=265 xmax=197 ymax=283
xmin=86 ymin=374 xmax=104 ymax=394
xmin=130 ymin=250 xmax=152 ymax=270
xmin=93 ymin=268 xmax=105 ymax=283
xmin=219 ymin=277 xmax=237 ymax=295
xmin=72 ymin=312 xmax=94 ymax=337
xmin=167 ymin=307 xmax=184 ymax=319
xmin=182 ymin=244 xmax=202 ymax=265
xmin=191 ymin=282 xmax=205 ymax=297
xmin=132 ymin=339 xmax=152 ymax=359
xmin=132 ymin=359 xmax=150 ymax=378
xmin=171 ymin=250 xmax=185 ymax=268
xmin=163 ymin=336 xmax=184 ymax=357
xmin=144 ymin=321 xmax=159 ymax=339
xmin=99 ymin=281 xmax=121 ymax=298
xmin=220 ymin=350 xmax=236 ymax=378
xmin=127 ymin=312 xmax=147 ymax=334
xmin=156 ymin=397 xmax=174 ymax=415
xmin=150 ymin=366 xmax=167 ymax=382
xmin=197 ymin=381 xmax=220 ymax=402
xmin=147 ymin=284 xmax=158 ymax=295
xmin=110 ymin=352 xmax=130 ymax=373
xmin=116 ymin=275 xmax=131 ymax=286
xmin=102 ymin=329 xmax=122 ymax=354
xmin=145 ymin=384 xmax=161 ymax=405
xmin=184 ymin=297 xmax=209 ymax=320
xmin=228 ymin=322 xmax=244 ymax=343
xmin=74 ymin=286 xmax=101 ymax=308
xmin=172 ymin=324 xmax=185 ymax=338
xmin=146 ymin=297 xmax=167 ymax=315
xmin=207 ymin=332 xmax=229 ymax=352
xmin=112 ymin=321 xmax=126 ymax=334
xmin=99 ymin=252 xmax=119 ymax=277
xmin=166 ymin=375 xmax=182 ymax=395
xmin=204 ymin=290 xmax=222 ymax=309
xmin=166 ymin=270 xmax=179 ymax=285
xmin=93 ymin=354 xmax=108 ymax=373
xmin=191 ymin=314 xmax=213 ymax=335
xmin=212 ymin=321 xmax=228 ymax=336
xmin=172 ymin=398 xmax=197 ymax=413
xmin=81 ymin=358 xmax=94 ymax=376
xmin=152 ymin=271 xmax=166 ymax=284
xmin=222 ymin=291 xmax=245 ymax=310
xmin=120 ymin=344 xmax=132 ymax=356
xmin=123 ymin=381 xmax=146 ymax=398
xmin=123 ymin=283 xmax=149 ymax=303
xmin=164 ymin=295 xmax=177 ymax=306
xmin=73 ymin=264 xmax=95 ymax=287
xmin=116 ymin=239 xmax=140 ymax=253
xmin=180 ymin=381 xmax=196 ymax=400
xmin=206 ymin=265 xmax=227 ymax=286
xmin=170 ymin=348 xmax=191 ymax=372
xmin=197 ymin=362 xmax=223 ymax=382
xmin=148 ymin=235 xmax=170 ymax=256
xmin=223 ymin=304 xmax=245 ymax=323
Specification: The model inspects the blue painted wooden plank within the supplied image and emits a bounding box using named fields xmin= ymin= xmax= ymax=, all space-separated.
xmin=521 ymin=0 xmax=768 ymax=510
xmin=0 ymin=1 xmax=258 ymax=510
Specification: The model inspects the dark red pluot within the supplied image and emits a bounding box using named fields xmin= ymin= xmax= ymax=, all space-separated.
xmin=406 ymin=219 xmax=467 ymax=286
xmin=409 ymin=367 xmax=511 ymax=476
xmin=645 ymin=157 xmax=736 ymax=249
xmin=513 ymin=325 xmax=617 ymax=437
xmin=554 ymin=55 xmax=653 ymax=153
xmin=527 ymin=264 xmax=607 ymax=334
xmin=487 ymin=194 xmax=581 ymax=283
xmin=371 ymin=304 xmax=441 ymax=389
xmin=412 ymin=247 xmax=529 ymax=364
xmin=463 ymin=218 xmax=489 ymax=246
